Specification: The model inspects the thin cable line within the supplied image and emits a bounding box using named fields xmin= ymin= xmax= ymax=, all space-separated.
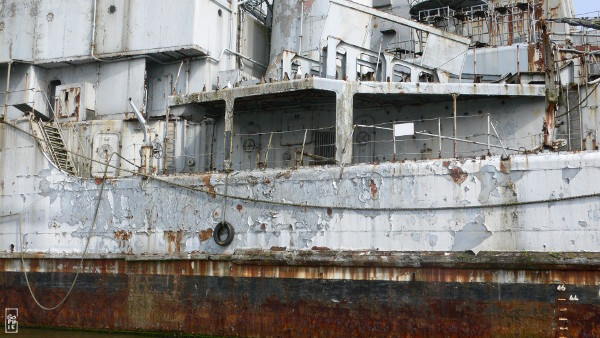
xmin=2 ymin=119 xmax=599 ymax=212
xmin=18 ymin=154 xmax=111 ymax=310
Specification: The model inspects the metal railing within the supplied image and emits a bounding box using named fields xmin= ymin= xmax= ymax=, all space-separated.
xmin=418 ymin=6 xmax=455 ymax=23
xmin=575 ymin=11 xmax=600 ymax=19
xmin=415 ymin=1 xmax=536 ymax=47
xmin=1 ymin=87 xmax=88 ymax=176
xmin=351 ymin=113 xmax=541 ymax=163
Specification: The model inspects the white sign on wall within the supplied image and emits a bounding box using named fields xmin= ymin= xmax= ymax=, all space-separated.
xmin=393 ymin=123 xmax=415 ymax=137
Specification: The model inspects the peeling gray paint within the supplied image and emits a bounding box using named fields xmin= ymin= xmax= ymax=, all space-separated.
xmin=474 ymin=165 xmax=523 ymax=204
xmin=3 ymin=120 xmax=600 ymax=254
xmin=428 ymin=234 xmax=438 ymax=247
xmin=562 ymin=168 xmax=581 ymax=183
xmin=452 ymin=215 xmax=492 ymax=252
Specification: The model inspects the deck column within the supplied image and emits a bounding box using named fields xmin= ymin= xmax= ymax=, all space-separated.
xmin=335 ymin=83 xmax=354 ymax=165
xmin=223 ymin=97 xmax=234 ymax=171
xmin=326 ymin=37 xmax=341 ymax=79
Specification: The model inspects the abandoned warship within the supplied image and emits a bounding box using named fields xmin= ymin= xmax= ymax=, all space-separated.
xmin=1 ymin=0 xmax=600 ymax=336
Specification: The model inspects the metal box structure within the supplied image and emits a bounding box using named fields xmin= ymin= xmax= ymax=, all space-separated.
xmin=55 ymin=82 xmax=96 ymax=121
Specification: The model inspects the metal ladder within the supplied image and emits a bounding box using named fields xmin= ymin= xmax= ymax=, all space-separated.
xmin=37 ymin=120 xmax=78 ymax=175
xmin=165 ymin=121 xmax=176 ymax=173
xmin=567 ymin=88 xmax=583 ymax=151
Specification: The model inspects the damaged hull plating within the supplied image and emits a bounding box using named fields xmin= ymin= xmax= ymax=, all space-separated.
xmin=3 ymin=119 xmax=600 ymax=254
xmin=2 ymin=118 xmax=600 ymax=335
xmin=2 ymin=0 xmax=600 ymax=335
xmin=3 ymin=116 xmax=600 ymax=335
xmin=2 ymin=252 xmax=600 ymax=337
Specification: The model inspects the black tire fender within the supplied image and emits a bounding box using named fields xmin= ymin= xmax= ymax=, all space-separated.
xmin=213 ymin=221 xmax=235 ymax=246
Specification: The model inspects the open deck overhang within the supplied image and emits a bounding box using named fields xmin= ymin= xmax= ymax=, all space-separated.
xmin=169 ymin=78 xmax=546 ymax=106
xmin=168 ymin=78 xmax=546 ymax=167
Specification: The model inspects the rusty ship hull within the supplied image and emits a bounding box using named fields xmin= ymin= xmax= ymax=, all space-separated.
xmin=2 ymin=0 xmax=600 ymax=336
xmin=2 ymin=252 xmax=600 ymax=337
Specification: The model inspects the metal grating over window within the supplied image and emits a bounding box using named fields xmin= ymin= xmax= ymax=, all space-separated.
xmin=312 ymin=131 xmax=336 ymax=165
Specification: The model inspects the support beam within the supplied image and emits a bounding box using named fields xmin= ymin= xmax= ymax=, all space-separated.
xmin=541 ymin=21 xmax=558 ymax=149
xmin=335 ymin=83 xmax=355 ymax=165
xmin=223 ymin=97 xmax=235 ymax=171
xmin=3 ymin=62 xmax=12 ymax=121
xmin=453 ymin=93 xmax=458 ymax=157
xmin=344 ymin=48 xmax=360 ymax=82
xmin=326 ymin=37 xmax=341 ymax=80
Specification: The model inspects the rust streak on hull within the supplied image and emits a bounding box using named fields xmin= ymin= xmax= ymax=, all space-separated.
xmin=1 ymin=253 xmax=600 ymax=336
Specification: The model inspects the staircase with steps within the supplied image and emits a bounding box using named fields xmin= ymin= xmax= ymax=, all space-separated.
xmin=36 ymin=120 xmax=78 ymax=175
xmin=165 ymin=121 xmax=176 ymax=173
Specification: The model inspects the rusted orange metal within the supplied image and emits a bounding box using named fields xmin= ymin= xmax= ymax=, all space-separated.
xmin=2 ymin=252 xmax=600 ymax=337
xmin=539 ymin=19 xmax=559 ymax=149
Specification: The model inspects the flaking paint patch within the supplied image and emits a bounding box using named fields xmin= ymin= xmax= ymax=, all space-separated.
xmin=428 ymin=234 xmax=438 ymax=247
xmin=452 ymin=215 xmax=492 ymax=253
xmin=7 ymin=147 xmax=600 ymax=254
xmin=114 ymin=230 xmax=132 ymax=253
xmin=449 ymin=166 xmax=468 ymax=185
xmin=589 ymin=209 xmax=600 ymax=222
xmin=369 ymin=179 xmax=378 ymax=199
xmin=202 ymin=175 xmax=216 ymax=198
xmin=562 ymin=168 xmax=580 ymax=183
xmin=474 ymin=165 xmax=523 ymax=204
xmin=198 ymin=228 xmax=213 ymax=242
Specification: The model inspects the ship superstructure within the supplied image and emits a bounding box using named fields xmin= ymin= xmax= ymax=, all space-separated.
xmin=1 ymin=0 xmax=600 ymax=336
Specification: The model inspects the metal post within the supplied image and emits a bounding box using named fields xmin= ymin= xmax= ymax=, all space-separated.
xmin=141 ymin=145 xmax=153 ymax=175
xmin=374 ymin=37 xmax=383 ymax=81
xmin=185 ymin=59 xmax=190 ymax=95
xmin=585 ymin=29 xmax=589 ymax=79
xmin=24 ymin=72 xmax=29 ymax=104
xmin=4 ymin=61 xmax=12 ymax=121
xmin=30 ymin=88 xmax=35 ymax=116
xmin=294 ymin=149 xmax=297 ymax=169
xmin=162 ymin=116 xmax=170 ymax=175
xmin=525 ymin=2 xmax=529 ymax=43
xmin=453 ymin=93 xmax=458 ymax=157
xmin=223 ymin=98 xmax=234 ymax=171
xmin=438 ymin=117 xmax=442 ymax=158
xmin=566 ymin=84 xmax=571 ymax=151
xmin=173 ymin=61 xmax=184 ymax=94
xmin=490 ymin=120 xmax=509 ymax=157
xmin=163 ymin=62 xmax=184 ymax=174
xmin=300 ymin=129 xmax=307 ymax=165
xmin=578 ymin=83 xmax=583 ymax=150
xmin=517 ymin=45 xmax=521 ymax=83
xmin=487 ymin=114 xmax=491 ymax=155
xmin=299 ymin=0 xmax=305 ymax=53
xmin=264 ymin=132 xmax=273 ymax=168
xmin=473 ymin=46 xmax=477 ymax=83
xmin=393 ymin=126 xmax=397 ymax=161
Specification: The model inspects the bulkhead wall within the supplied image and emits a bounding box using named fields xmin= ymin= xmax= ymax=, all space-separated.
xmin=0 ymin=0 xmax=233 ymax=63
xmin=269 ymin=0 xmax=374 ymax=62
xmin=2 ymin=118 xmax=600 ymax=256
